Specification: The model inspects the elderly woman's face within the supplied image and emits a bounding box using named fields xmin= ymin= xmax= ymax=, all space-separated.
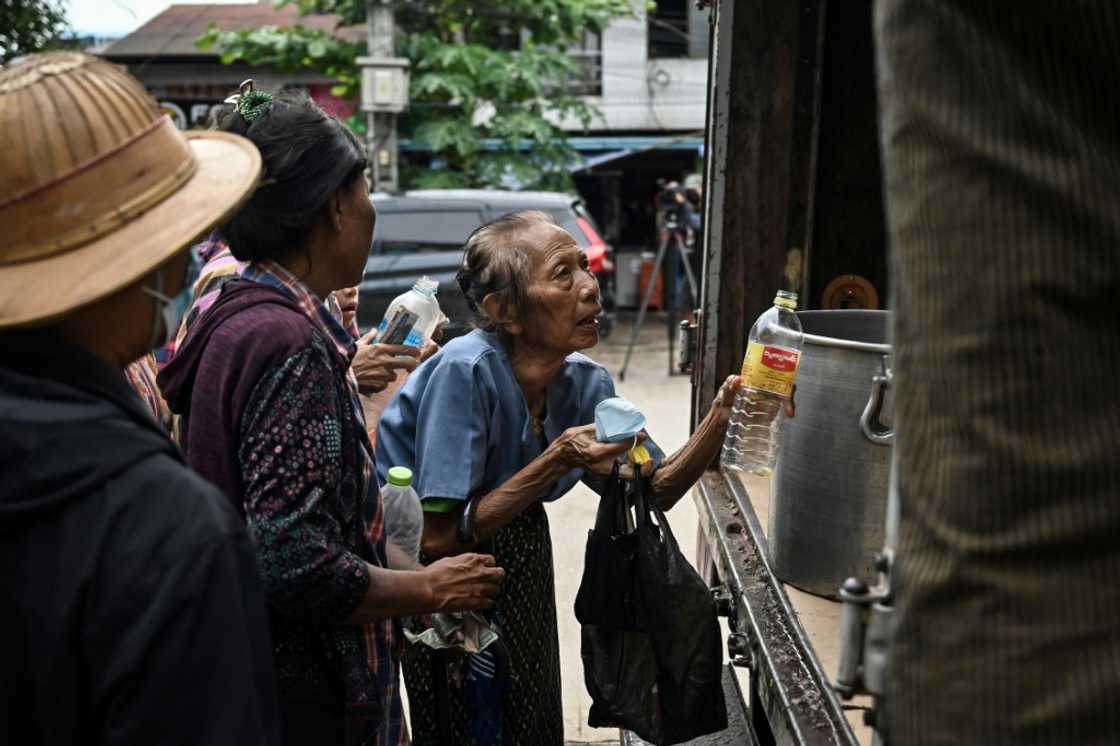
xmin=517 ymin=223 xmax=602 ymax=354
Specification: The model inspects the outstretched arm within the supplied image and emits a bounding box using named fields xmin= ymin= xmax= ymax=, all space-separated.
xmin=648 ymin=375 xmax=741 ymax=509
xmin=422 ymin=425 xmax=633 ymax=557
xmin=650 ymin=376 xmax=795 ymax=510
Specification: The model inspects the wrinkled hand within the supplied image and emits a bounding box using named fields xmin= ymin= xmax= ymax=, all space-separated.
xmin=352 ymin=333 xmax=421 ymax=394
xmin=618 ymin=458 xmax=657 ymax=481
xmin=551 ymin=423 xmax=644 ymax=477
xmin=709 ymin=375 xmax=795 ymax=420
xmin=422 ymin=553 xmax=505 ymax=612
xmin=709 ymin=375 xmax=742 ymax=424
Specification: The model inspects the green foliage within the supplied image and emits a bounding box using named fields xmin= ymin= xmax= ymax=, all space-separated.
xmin=0 ymin=0 xmax=74 ymax=63
xmin=197 ymin=24 xmax=361 ymax=98
xmin=393 ymin=0 xmax=630 ymax=46
xmin=199 ymin=0 xmax=634 ymax=191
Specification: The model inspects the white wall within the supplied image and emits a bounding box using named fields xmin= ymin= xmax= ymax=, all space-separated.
xmin=563 ymin=4 xmax=709 ymax=132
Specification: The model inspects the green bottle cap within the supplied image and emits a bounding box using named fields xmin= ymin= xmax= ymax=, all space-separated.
xmin=387 ymin=466 xmax=413 ymax=487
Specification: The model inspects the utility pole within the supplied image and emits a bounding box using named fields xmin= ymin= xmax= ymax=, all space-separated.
xmin=359 ymin=0 xmax=408 ymax=192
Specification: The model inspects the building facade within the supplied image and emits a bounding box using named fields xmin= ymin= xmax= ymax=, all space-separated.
xmin=101 ymin=0 xmax=709 ymax=263
xmin=573 ymin=0 xmax=709 ymax=132
xmin=562 ymin=2 xmax=710 ymax=257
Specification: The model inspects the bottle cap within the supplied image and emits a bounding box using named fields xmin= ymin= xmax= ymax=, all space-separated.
xmin=414 ymin=276 xmax=439 ymax=297
xmin=774 ymin=290 xmax=798 ymax=309
xmin=387 ymin=466 xmax=413 ymax=487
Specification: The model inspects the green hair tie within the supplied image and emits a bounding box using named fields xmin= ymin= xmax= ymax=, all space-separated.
xmin=238 ymin=89 xmax=273 ymax=123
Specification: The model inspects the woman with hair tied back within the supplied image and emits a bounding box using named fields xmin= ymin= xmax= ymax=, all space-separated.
xmin=376 ymin=210 xmax=747 ymax=744
xmin=158 ymin=86 xmax=504 ymax=746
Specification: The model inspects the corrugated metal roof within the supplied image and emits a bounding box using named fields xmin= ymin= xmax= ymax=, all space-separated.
xmin=102 ymin=1 xmax=364 ymax=58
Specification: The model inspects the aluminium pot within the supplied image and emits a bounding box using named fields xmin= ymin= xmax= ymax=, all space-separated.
xmin=768 ymin=310 xmax=893 ymax=599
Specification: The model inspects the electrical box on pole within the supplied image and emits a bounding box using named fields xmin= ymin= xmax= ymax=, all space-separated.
xmin=361 ymin=0 xmax=407 ymax=193
xmin=356 ymin=57 xmax=409 ymax=113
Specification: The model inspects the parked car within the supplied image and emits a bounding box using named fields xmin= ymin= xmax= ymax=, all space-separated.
xmin=361 ymin=189 xmax=616 ymax=339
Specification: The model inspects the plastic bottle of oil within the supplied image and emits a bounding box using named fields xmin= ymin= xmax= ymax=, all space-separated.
xmin=721 ymin=290 xmax=803 ymax=476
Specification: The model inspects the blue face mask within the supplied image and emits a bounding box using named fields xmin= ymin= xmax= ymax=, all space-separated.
xmin=594 ymin=396 xmax=647 ymax=444
xmin=143 ymin=246 xmax=202 ymax=349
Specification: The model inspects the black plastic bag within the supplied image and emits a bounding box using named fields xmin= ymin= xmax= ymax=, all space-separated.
xmin=574 ymin=465 xmax=641 ymax=629
xmin=579 ymin=472 xmax=728 ymax=745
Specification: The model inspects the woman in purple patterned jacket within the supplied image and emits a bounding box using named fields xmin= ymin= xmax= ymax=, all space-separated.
xmin=158 ymin=87 xmax=504 ymax=746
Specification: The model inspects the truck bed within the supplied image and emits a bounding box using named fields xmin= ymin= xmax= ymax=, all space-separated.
xmin=740 ymin=473 xmax=874 ymax=745
xmin=693 ymin=469 xmax=875 ymax=746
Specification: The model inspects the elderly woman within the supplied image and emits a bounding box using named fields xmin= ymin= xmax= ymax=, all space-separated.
xmin=375 ymin=210 xmax=743 ymax=744
xmin=158 ymin=88 xmax=504 ymax=746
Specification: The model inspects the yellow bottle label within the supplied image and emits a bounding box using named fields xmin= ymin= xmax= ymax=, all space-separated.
xmin=741 ymin=342 xmax=800 ymax=397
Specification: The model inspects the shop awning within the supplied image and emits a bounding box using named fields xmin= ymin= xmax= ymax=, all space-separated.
xmin=399 ymin=132 xmax=704 ymax=172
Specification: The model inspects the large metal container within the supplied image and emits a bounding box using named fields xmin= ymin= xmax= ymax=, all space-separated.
xmin=768 ymin=310 xmax=892 ymax=599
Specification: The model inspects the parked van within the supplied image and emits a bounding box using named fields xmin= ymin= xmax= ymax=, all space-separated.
xmin=364 ymin=189 xmax=615 ymax=338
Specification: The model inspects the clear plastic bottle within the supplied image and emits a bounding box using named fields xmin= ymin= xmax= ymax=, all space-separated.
xmin=374 ymin=277 xmax=444 ymax=347
xmin=381 ymin=466 xmax=424 ymax=565
xmin=721 ymin=290 xmax=803 ymax=476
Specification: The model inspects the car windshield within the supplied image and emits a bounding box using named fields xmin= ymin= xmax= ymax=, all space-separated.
xmin=374 ymin=209 xmax=483 ymax=253
xmin=371 ymin=201 xmax=598 ymax=253
xmin=546 ymin=208 xmax=587 ymax=246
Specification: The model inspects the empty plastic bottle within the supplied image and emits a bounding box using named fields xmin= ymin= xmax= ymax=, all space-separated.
xmin=373 ymin=276 xmax=444 ymax=348
xmin=381 ymin=466 xmax=423 ymax=565
xmin=721 ymin=290 xmax=803 ymax=476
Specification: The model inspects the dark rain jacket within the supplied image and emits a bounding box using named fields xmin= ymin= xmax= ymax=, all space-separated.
xmin=0 ymin=333 xmax=282 ymax=745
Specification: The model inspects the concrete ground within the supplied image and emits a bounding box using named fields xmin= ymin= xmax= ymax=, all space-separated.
xmin=549 ymin=314 xmax=702 ymax=744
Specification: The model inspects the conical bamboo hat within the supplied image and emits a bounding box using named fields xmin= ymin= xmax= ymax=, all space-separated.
xmin=0 ymin=52 xmax=261 ymax=327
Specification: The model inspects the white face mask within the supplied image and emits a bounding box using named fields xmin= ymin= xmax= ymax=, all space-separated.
xmin=142 ymin=247 xmax=202 ymax=350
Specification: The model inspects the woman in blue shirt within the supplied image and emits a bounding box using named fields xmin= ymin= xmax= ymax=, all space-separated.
xmin=376 ymin=210 xmax=744 ymax=745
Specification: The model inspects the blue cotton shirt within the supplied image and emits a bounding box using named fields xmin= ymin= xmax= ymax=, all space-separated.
xmin=375 ymin=329 xmax=662 ymax=506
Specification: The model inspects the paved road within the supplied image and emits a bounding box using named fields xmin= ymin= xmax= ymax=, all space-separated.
xmin=551 ymin=315 xmax=703 ymax=744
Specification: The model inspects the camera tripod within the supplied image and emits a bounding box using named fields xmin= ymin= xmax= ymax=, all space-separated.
xmin=618 ymin=219 xmax=700 ymax=381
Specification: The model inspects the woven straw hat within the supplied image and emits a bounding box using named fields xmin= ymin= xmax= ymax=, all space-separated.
xmin=0 ymin=52 xmax=261 ymax=328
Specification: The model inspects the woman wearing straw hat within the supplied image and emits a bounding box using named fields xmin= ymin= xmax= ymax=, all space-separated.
xmin=157 ymin=86 xmax=505 ymax=746
xmin=0 ymin=54 xmax=281 ymax=743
